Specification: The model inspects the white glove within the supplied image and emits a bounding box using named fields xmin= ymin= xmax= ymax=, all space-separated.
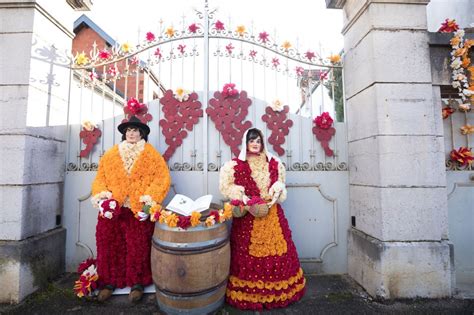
xmin=137 ymin=211 xmax=149 ymax=221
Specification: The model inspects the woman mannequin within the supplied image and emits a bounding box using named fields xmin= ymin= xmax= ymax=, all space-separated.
xmin=219 ymin=128 xmax=305 ymax=310
xmin=91 ymin=116 xmax=171 ymax=302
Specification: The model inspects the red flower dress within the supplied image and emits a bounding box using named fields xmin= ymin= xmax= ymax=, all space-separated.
xmin=219 ymin=153 xmax=305 ymax=310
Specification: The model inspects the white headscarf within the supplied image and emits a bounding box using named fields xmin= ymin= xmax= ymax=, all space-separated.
xmin=237 ymin=128 xmax=276 ymax=161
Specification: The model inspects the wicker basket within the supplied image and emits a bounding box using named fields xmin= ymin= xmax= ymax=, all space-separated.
xmin=248 ymin=204 xmax=270 ymax=218
xmin=231 ymin=205 xmax=248 ymax=218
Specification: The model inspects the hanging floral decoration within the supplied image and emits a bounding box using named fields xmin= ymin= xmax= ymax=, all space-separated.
xmin=177 ymin=44 xmax=186 ymax=54
xmin=460 ymin=124 xmax=474 ymax=135
xmin=225 ymin=43 xmax=235 ymax=54
xmin=207 ymin=84 xmax=253 ymax=157
xmin=98 ymin=49 xmax=111 ymax=60
xmin=442 ymin=106 xmax=456 ymax=119
xmin=123 ymin=97 xmax=153 ymax=124
xmin=79 ymin=120 xmax=101 ymax=158
xmin=312 ymin=112 xmax=336 ymax=157
xmin=73 ymin=258 xmax=99 ymax=298
xmin=450 ymin=147 xmax=474 ymax=167
xmin=249 ymin=50 xmax=257 ymax=58
xmin=160 ymin=90 xmax=203 ymax=161
xmin=295 ymin=66 xmax=304 ymax=76
xmin=450 ymin=29 xmax=474 ymax=111
xmin=262 ymin=100 xmax=293 ymax=156
xmin=75 ymin=52 xmax=89 ymax=66
xmin=438 ymin=18 xmax=460 ymax=33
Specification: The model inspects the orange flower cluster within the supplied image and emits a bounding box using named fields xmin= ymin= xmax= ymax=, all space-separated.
xmin=92 ymin=144 xmax=171 ymax=218
xmin=450 ymin=147 xmax=474 ymax=167
xmin=226 ymin=280 xmax=306 ymax=304
xmin=157 ymin=208 xmax=232 ymax=229
xmin=460 ymin=124 xmax=474 ymax=135
xmin=230 ymin=268 xmax=304 ymax=290
xmin=248 ymin=204 xmax=287 ymax=257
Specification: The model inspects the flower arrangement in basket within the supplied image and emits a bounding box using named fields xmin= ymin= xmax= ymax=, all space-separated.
xmin=226 ymin=194 xmax=280 ymax=219
xmin=151 ymin=206 xmax=233 ymax=230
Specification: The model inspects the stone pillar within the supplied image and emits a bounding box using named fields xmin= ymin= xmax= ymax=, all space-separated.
xmin=327 ymin=0 xmax=452 ymax=298
xmin=0 ymin=0 xmax=77 ymax=303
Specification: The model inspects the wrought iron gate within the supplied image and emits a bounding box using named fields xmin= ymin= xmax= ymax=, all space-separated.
xmin=62 ymin=2 xmax=349 ymax=275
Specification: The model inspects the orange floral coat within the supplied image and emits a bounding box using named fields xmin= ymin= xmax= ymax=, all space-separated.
xmin=92 ymin=143 xmax=171 ymax=217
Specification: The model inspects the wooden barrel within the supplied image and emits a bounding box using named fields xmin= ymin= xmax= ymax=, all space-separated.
xmin=151 ymin=212 xmax=230 ymax=314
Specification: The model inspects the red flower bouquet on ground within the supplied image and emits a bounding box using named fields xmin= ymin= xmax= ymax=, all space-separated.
xmin=73 ymin=258 xmax=98 ymax=298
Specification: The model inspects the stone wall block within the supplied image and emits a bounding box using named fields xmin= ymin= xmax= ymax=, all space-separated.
xmin=346 ymin=83 xmax=441 ymax=142
xmin=344 ymin=30 xmax=432 ymax=98
xmin=349 ymin=229 xmax=451 ymax=299
xmin=0 ymin=7 xmax=34 ymax=33
xmin=0 ymin=34 xmax=32 ymax=85
xmin=0 ymin=85 xmax=29 ymax=132
xmin=349 ymin=135 xmax=446 ymax=187
xmin=350 ymin=185 xmax=448 ymax=241
xmin=0 ymin=135 xmax=65 ymax=185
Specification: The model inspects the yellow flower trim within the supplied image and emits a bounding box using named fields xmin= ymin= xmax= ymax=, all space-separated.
xmin=165 ymin=213 xmax=178 ymax=227
xmin=248 ymin=204 xmax=287 ymax=257
xmin=247 ymin=153 xmax=272 ymax=200
xmin=92 ymin=143 xmax=171 ymax=217
xmin=229 ymin=268 xmax=304 ymax=290
xmin=190 ymin=211 xmax=202 ymax=227
xmin=226 ymin=279 xmax=306 ymax=304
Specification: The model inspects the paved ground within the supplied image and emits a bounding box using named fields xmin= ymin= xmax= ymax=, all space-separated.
xmin=1 ymin=273 xmax=473 ymax=314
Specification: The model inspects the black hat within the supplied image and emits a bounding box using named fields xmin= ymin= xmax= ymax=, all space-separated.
xmin=118 ymin=116 xmax=150 ymax=135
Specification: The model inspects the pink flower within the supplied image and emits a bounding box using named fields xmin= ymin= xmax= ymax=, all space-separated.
xmin=305 ymin=51 xmax=315 ymax=61
xmin=126 ymin=97 xmax=144 ymax=115
xmin=313 ymin=112 xmax=334 ymax=129
xmin=154 ymin=48 xmax=162 ymax=58
xmin=188 ymin=23 xmax=199 ymax=33
xmin=249 ymin=50 xmax=257 ymax=58
xmin=295 ymin=66 xmax=304 ymax=76
xmin=89 ymin=70 xmax=98 ymax=81
xmin=247 ymin=196 xmax=266 ymax=206
xmin=177 ymin=44 xmax=186 ymax=54
xmin=129 ymin=56 xmax=139 ymax=65
xmin=215 ymin=20 xmax=225 ymax=31
xmin=259 ymin=31 xmax=269 ymax=43
xmin=272 ymin=57 xmax=280 ymax=67
xmin=107 ymin=66 xmax=118 ymax=77
xmin=146 ymin=31 xmax=155 ymax=42
xmin=98 ymin=49 xmax=111 ymax=60
xmin=225 ymin=43 xmax=234 ymax=54
xmin=221 ymin=83 xmax=239 ymax=98
xmin=319 ymin=71 xmax=328 ymax=81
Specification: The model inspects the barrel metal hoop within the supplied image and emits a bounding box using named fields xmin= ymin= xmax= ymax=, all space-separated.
xmin=155 ymin=279 xmax=227 ymax=298
xmin=156 ymin=222 xmax=225 ymax=232
xmin=156 ymin=295 xmax=225 ymax=315
xmin=152 ymin=236 xmax=229 ymax=255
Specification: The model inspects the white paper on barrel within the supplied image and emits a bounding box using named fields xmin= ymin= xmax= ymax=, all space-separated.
xmin=165 ymin=194 xmax=213 ymax=216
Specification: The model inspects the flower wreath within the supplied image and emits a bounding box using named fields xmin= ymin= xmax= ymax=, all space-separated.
xmin=151 ymin=205 xmax=233 ymax=229
xmin=450 ymin=29 xmax=474 ymax=111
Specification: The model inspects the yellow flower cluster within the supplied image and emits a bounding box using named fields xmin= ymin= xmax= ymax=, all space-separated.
xmin=191 ymin=211 xmax=202 ymax=227
xmin=158 ymin=210 xmax=177 ymax=227
xmin=226 ymin=280 xmax=306 ymax=304
xmin=248 ymin=204 xmax=287 ymax=257
xmin=229 ymin=268 xmax=304 ymax=291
